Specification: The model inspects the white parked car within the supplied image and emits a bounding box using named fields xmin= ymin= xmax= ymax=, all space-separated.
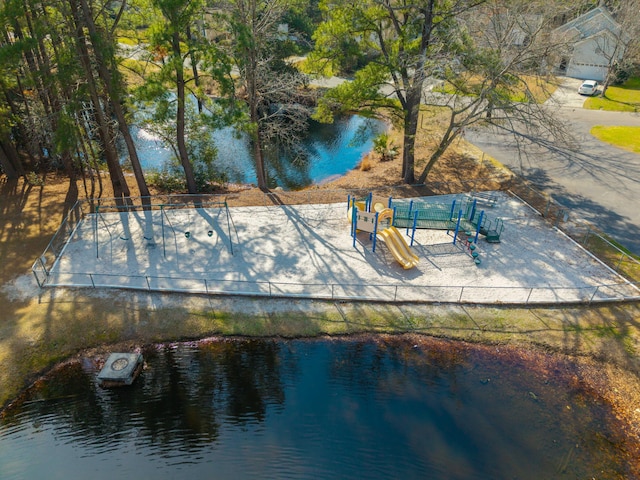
xmin=578 ymin=80 xmax=599 ymax=96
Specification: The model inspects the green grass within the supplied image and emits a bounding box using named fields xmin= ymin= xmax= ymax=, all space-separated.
xmin=590 ymin=125 xmax=640 ymax=153
xmin=584 ymin=77 xmax=640 ymax=112
xmin=583 ymin=231 xmax=640 ymax=283
xmin=434 ymin=75 xmax=557 ymax=104
xmin=117 ymin=37 xmax=138 ymax=46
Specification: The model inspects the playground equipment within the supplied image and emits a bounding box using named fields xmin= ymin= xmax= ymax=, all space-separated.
xmin=374 ymin=203 xmax=394 ymax=227
xmin=93 ymin=200 xmax=235 ymax=260
xmin=348 ymin=192 xmax=503 ymax=268
xmin=391 ymin=196 xmax=504 ymax=245
xmin=379 ymin=226 xmax=419 ymax=269
xmin=348 ymin=194 xmax=419 ymax=269
xmin=391 ymin=199 xmax=460 ymax=230
xmin=453 ymin=227 xmax=482 ymax=265
xmin=161 ymin=201 xmax=234 ymax=257
xmin=481 ymin=217 xmax=504 ymax=243
xmin=470 ymin=190 xmax=499 ymax=207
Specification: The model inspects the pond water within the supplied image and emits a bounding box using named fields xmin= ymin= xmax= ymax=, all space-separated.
xmin=0 ymin=337 xmax=630 ymax=479
xmin=129 ymin=115 xmax=386 ymax=189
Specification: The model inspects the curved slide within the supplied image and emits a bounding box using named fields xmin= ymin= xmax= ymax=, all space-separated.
xmin=379 ymin=226 xmax=419 ymax=269
xmin=376 ymin=207 xmax=394 ymax=225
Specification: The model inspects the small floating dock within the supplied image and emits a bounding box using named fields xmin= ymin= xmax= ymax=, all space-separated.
xmin=97 ymin=353 xmax=144 ymax=388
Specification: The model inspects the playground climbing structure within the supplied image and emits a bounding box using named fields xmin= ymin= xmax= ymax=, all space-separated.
xmin=348 ymin=194 xmax=419 ymax=269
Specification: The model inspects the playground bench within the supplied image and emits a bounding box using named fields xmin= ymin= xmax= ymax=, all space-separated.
xmin=470 ymin=190 xmax=499 ymax=207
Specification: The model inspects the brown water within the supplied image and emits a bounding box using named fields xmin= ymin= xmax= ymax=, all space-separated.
xmin=0 ymin=337 xmax=632 ymax=479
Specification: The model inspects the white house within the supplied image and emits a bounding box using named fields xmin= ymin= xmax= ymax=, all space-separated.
xmin=552 ymin=6 xmax=625 ymax=81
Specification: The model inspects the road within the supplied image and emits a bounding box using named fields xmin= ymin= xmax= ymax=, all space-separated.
xmin=464 ymin=78 xmax=640 ymax=255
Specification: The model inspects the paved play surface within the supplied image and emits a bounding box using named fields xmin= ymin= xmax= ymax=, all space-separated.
xmin=38 ymin=191 xmax=638 ymax=304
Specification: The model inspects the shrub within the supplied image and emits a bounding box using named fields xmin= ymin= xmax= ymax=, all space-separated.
xmin=147 ymin=168 xmax=186 ymax=192
xmin=359 ymin=153 xmax=372 ymax=171
xmin=372 ymin=133 xmax=399 ymax=161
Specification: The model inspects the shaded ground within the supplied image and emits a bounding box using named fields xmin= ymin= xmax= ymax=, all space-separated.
xmin=34 ymin=193 xmax=636 ymax=303
xmin=465 ymin=77 xmax=640 ymax=255
xmin=1 ymin=139 xmax=640 ymax=474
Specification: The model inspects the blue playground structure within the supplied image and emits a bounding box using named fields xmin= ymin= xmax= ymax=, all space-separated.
xmin=389 ymin=196 xmax=504 ymax=244
xmin=347 ymin=194 xmax=420 ymax=269
xmin=348 ymin=193 xmax=506 ymax=268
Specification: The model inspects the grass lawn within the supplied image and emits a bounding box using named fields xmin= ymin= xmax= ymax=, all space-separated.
xmin=584 ymin=77 xmax=640 ymax=112
xmin=435 ymin=75 xmax=558 ymax=103
xmin=590 ymin=125 xmax=640 ymax=153
xmin=582 ymin=228 xmax=640 ymax=282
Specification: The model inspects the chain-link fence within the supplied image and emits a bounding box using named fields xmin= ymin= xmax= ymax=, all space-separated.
xmin=38 ymin=270 xmax=639 ymax=305
xmin=32 ymin=179 xmax=640 ymax=302
xmin=504 ymin=176 xmax=640 ymax=283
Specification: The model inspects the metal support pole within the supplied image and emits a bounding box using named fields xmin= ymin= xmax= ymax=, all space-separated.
xmin=94 ymin=206 xmax=99 ymax=259
xmin=474 ymin=211 xmax=484 ymax=244
xmin=372 ymin=212 xmax=379 ymax=253
xmin=453 ymin=209 xmax=463 ymax=245
xmin=410 ymin=210 xmax=418 ymax=246
xmin=161 ymin=205 xmax=166 ymax=259
xmin=589 ymin=286 xmax=599 ymax=304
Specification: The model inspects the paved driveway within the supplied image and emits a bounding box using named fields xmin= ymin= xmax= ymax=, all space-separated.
xmin=464 ymin=78 xmax=640 ymax=254
xmin=546 ymin=77 xmax=589 ymax=108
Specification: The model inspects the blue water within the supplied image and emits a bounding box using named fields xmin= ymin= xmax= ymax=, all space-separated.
xmin=0 ymin=338 xmax=631 ymax=479
xmin=130 ymin=115 xmax=386 ymax=188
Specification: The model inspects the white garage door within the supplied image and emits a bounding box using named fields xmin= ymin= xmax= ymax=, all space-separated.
xmin=567 ymin=62 xmax=607 ymax=81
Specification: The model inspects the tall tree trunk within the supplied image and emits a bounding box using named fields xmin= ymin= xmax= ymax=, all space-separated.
xmin=17 ymin=1 xmax=79 ymax=187
xmin=29 ymin=2 xmax=80 ymax=188
xmin=172 ymin=30 xmax=198 ymax=194
xmin=69 ymin=0 xmax=130 ymax=203
xmin=402 ymin=92 xmax=420 ymax=184
xmin=186 ymin=25 xmax=203 ymax=114
xmin=1 ymin=79 xmax=36 ymax=169
xmin=252 ymin=124 xmax=268 ymax=191
xmin=417 ymin=122 xmax=458 ymax=184
xmin=77 ymin=0 xmax=151 ymax=202
xmin=11 ymin=15 xmax=55 ymax=163
xmin=387 ymin=0 xmax=434 ymax=185
xmin=245 ymin=25 xmax=268 ymax=191
xmin=0 ymin=137 xmax=23 ymax=179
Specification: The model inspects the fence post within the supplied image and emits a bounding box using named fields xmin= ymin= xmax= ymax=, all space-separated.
xmin=39 ymin=256 xmax=48 ymax=276
xmin=94 ymin=209 xmax=98 ymax=259
xmin=616 ymin=252 xmax=625 ymax=272
xmin=526 ymin=288 xmax=533 ymax=304
xmin=458 ymin=286 xmax=464 ymax=303
xmin=582 ymin=226 xmax=590 ymax=246
xmin=33 ymin=269 xmax=43 ymax=288
xmin=146 ymin=276 xmax=151 ymax=290
xmin=204 ymin=278 xmax=209 ymax=294
xmin=589 ymin=286 xmax=599 ymax=304
xmin=90 ymin=274 xmax=95 ymax=288
xmin=394 ymin=285 xmax=398 ymax=302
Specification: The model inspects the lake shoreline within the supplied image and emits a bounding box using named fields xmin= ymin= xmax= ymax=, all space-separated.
xmin=4 ymin=303 xmax=640 ymax=476
xmin=2 ymin=134 xmax=639 ymax=474
xmin=2 ymin=287 xmax=639 ymax=465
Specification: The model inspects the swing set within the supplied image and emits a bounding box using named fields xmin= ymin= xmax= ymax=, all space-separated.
xmin=93 ymin=199 xmax=234 ymax=259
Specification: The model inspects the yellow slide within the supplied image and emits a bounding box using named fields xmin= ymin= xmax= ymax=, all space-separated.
xmin=379 ymin=226 xmax=419 ymax=269
xmin=376 ymin=207 xmax=394 ymax=225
